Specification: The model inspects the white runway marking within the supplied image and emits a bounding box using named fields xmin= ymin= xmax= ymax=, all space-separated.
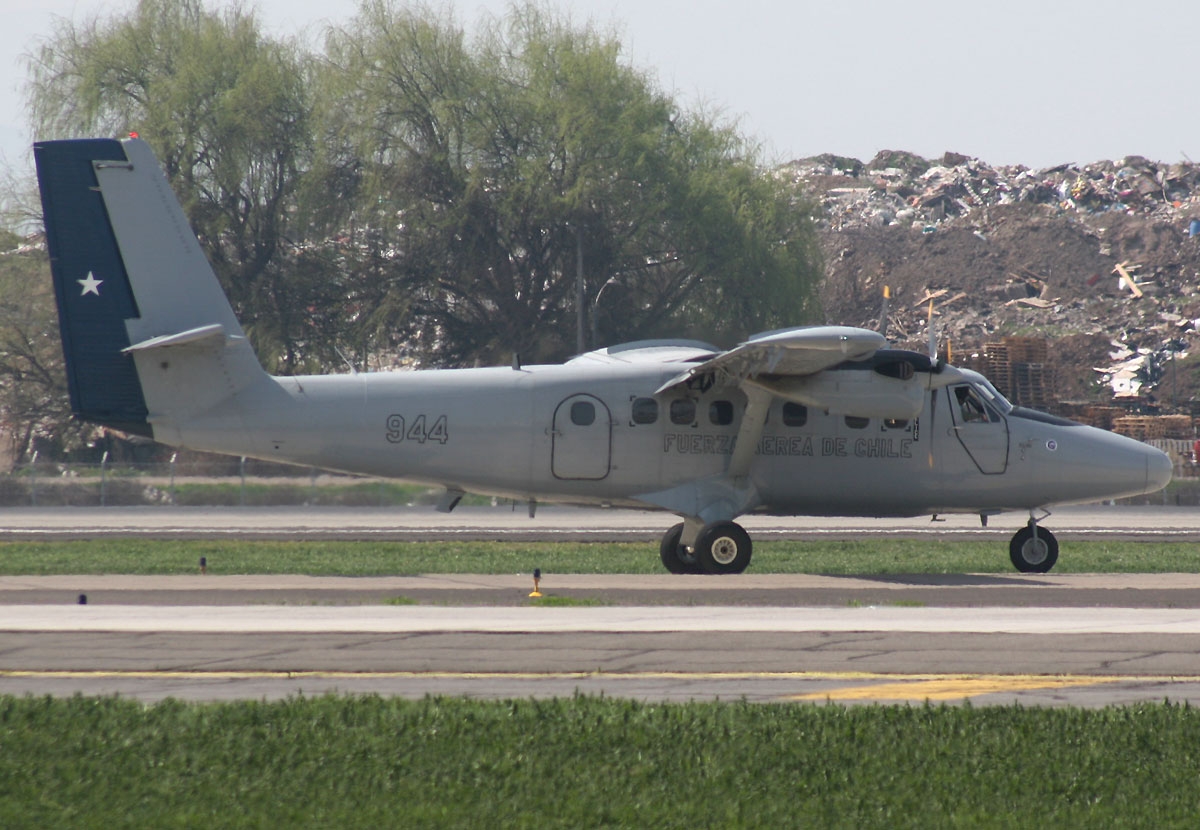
xmin=5 ymin=604 xmax=1200 ymax=634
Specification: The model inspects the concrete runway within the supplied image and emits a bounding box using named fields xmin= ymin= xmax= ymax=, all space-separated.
xmin=0 ymin=503 xmax=1197 ymax=541
xmin=3 ymin=504 xmax=1200 ymax=706
xmin=4 ymin=572 xmax=1200 ymax=706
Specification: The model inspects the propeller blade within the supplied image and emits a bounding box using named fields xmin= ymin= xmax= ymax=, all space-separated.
xmin=878 ymin=285 xmax=890 ymax=338
xmin=926 ymin=298 xmax=937 ymax=361
xmin=927 ymin=389 xmax=938 ymax=470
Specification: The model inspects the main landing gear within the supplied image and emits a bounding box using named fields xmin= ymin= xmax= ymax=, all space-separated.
xmin=659 ymin=520 xmax=753 ymax=575
xmin=1009 ymin=516 xmax=1059 ymax=573
xmin=661 ymin=515 xmax=1061 ymax=575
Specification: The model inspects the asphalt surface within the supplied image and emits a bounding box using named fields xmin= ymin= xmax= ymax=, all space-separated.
xmin=0 ymin=503 xmax=1197 ymax=541
xmin=3 ymin=505 xmax=1200 ymax=706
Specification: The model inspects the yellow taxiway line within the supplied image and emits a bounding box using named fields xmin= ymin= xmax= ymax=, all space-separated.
xmin=3 ymin=668 xmax=1199 ymax=702
xmin=788 ymin=675 xmax=1128 ymax=702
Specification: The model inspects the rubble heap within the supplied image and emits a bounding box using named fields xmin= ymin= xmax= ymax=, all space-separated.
xmin=790 ymin=149 xmax=1199 ymax=235
xmin=793 ymin=149 xmax=1200 ymax=413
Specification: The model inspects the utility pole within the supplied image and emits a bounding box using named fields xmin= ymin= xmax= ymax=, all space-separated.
xmin=574 ymin=228 xmax=584 ymax=354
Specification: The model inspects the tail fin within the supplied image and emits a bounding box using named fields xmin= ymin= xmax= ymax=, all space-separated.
xmin=35 ymin=137 xmax=265 ymax=438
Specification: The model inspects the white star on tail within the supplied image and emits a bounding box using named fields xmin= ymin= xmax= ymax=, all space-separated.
xmin=78 ymin=272 xmax=103 ymax=296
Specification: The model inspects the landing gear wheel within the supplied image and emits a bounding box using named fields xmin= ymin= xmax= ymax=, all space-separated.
xmin=695 ymin=521 xmax=753 ymax=575
xmin=1009 ymin=523 xmax=1059 ymax=573
xmin=659 ymin=523 xmax=700 ymax=574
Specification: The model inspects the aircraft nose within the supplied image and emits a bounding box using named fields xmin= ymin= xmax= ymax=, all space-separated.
xmin=1145 ymin=444 xmax=1173 ymax=493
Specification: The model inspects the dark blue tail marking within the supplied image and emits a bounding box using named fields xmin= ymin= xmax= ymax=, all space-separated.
xmin=35 ymin=139 xmax=150 ymax=436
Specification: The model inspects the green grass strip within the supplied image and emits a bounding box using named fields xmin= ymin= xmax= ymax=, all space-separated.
xmin=1 ymin=695 xmax=1198 ymax=828
xmin=0 ymin=538 xmax=1197 ymax=575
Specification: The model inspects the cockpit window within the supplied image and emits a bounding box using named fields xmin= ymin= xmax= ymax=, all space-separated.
xmin=973 ymin=379 xmax=1012 ymax=413
xmin=954 ymin=385 xmax=999 ymax=424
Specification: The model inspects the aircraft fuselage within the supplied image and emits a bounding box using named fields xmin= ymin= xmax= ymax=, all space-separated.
xmin=165 ymin=358 xmax=1166 ymax=520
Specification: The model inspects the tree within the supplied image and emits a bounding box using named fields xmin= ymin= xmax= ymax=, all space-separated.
xmin=25 ymin=0 xmax=321 ymax=372
xmin=0 ymin=235 xmax=81 ymax=461
xmin=20 ymin=0 xmax=823 ymax=374
xmin=313 ymin=2 xmax=823 ymax=366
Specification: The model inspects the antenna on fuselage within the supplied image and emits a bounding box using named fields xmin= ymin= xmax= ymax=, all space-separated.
xmin=334 ymin=345 xmax=358 ymax=375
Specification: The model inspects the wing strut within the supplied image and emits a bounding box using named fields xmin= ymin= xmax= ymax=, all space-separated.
xmin=727 ymin=384 xmax=773 ymax=479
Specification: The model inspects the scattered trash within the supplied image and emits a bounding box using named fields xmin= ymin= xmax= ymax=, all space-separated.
xmin=795 ymin=148 xmax=1200 ymax=420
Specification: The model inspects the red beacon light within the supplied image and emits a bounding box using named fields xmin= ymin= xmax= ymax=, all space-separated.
xmin=128 ymin=131 xmax=139 ymax=139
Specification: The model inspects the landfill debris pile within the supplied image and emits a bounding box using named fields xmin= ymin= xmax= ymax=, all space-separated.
xmin=791 ymin=149 xmax=1199 ymax=235
xmin=790 ymin=149 xmax=1200 ymax=415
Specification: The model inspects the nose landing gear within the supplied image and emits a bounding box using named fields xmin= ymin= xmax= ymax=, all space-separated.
xmin=1009 ymin=513 xmax=1059 ymax=573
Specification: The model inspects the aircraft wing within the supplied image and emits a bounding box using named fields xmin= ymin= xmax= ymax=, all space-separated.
xmin=656 ymin=326 xmax=886 ymax=394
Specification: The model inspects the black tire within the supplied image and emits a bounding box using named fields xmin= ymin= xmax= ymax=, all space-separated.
xmin=1009 ymin=524 xmax=1059 ymax=573
xmin=695 ymin=521 xmax=753 ymax=575
xmin=659 ymin=523 xmax=700 ymax=574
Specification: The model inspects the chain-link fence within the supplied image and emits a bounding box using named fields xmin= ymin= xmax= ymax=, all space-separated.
xmin=0 ymin=456 xmax=441 ymax=508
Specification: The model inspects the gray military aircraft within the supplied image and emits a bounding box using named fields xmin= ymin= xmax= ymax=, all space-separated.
xmin=34 ymin=137 xmax=1172 ymax=574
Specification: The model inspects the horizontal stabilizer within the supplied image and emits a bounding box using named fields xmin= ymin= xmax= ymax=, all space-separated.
xmin=123 ymin=324 xmax=242 ymax=353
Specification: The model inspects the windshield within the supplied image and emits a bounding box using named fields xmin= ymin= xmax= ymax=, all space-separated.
xmin=972 ymin=379 xmax=1013 ymax=414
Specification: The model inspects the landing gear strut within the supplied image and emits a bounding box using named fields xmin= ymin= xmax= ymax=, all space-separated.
xmin=659 ymin=520 xmax=753 ymax=575
xmin=1009 ymin=519 xmax=1059 ymax=573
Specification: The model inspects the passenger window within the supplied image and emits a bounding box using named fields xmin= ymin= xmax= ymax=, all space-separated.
xmin=631 ymin=397 xmax=658 ymax=425
xmin=709 ymin=400 xmax=734 ymax=426
xmin=670 ymin=399 xmax=696 ymax=425
xmin=844 ymin=415 xmax=870 ymax=430
xmin=782 ymin=402 xmax=808 ymax=427
xmin=570 ymin=401 xmax=596 ymax=426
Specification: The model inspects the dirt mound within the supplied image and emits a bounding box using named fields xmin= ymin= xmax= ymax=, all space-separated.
xmin=792 ymin=151 xmax=1200 ymax=409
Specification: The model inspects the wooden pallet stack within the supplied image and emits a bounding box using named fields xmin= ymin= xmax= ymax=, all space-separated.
xmin=975 ymin=336 xmax=1053 ymax=409
xmin=1055 ymin=404 xmax=1124 ymax=431
xmin=1111 ymin=415 xmax=1194 ymax=441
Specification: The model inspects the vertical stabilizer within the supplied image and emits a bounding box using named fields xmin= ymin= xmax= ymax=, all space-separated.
xmin=35 ymin=139 xmax=150 ymax=434
xmin=35 ymin=137 xmax=267 ymax=439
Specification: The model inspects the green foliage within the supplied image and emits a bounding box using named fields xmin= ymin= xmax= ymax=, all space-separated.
xmin=312 ymin=1 xmax=822 ymax=363
xmin=1 ymin=696 xmax=1199 ymax=827
xmin=12 ymin=0 xmax=823 ymax=456
xmin=0 ymin=538 xmax=1197 ymax=576
xmin=26 ymin=0 xmax=316 ymax=372
xmin=0 ymin=244 xmax=83 ymax=459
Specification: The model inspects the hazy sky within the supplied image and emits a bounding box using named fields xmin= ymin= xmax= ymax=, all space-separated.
xmin=4 ymin=0 xmax=1199 ymax=175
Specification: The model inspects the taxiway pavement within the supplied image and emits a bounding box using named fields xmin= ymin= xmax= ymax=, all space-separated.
xmin=0 ymin=503 xmax=1197 ymax=541
xmin=3 ymin=572 xmax=1200 ymax=706
xmin=3 ymin=505 xmax=1200 ymax=706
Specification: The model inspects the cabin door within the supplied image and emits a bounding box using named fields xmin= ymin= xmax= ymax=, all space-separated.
xmin=948 ymin=384 xmax=1009 ymax=474
xmin=551 ymin=394 xmax=612 ymax=480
